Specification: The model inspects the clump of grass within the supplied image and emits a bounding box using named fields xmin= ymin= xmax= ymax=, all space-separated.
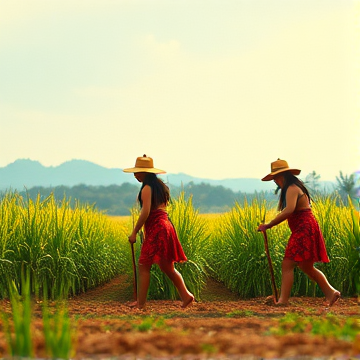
xmin=201 ymin=343 xmax=218 ymax=354
xmin=1 ymin=271 xmax=76 ymax=359
xmin=271 ymin=313 xmax=360 ymax=341
xmin=2 ymin=275 xmax=33 ymax=358
xmin=133 ymin=316 xmax=168 ymax=332
xmin=42 ymin=290 xmax=75 ymax=359
xmin=226 ymin=309 xmax=255 ymax=318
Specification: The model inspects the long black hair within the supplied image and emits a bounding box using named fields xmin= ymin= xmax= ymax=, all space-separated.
xmin=138 ymin=173 xmax=170 ymax=209
xmin=278 ymin=171 xmax=311 ymax=211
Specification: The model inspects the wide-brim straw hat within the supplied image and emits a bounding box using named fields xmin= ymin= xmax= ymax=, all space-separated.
xmin=123 ymin=155 xmax=166 ymax=174
xmin=262 ymin=158 xmax=301 ymax=181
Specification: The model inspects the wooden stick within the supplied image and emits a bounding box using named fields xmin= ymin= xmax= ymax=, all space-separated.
xmin=131 ymin=211 xmax=138 ymax=301
xmin=262 ymin=230 xmax=279 ymax=303
xmin=130 ymin=242 xmax=137 ymax=301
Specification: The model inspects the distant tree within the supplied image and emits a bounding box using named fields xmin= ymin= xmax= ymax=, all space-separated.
xmin=335 ymin=171 xmax=359 ymax=206
xmin=305 ymin=171 xmax=321 ymax=194
xmin=181 ymin=182 xmax=237 ymax=213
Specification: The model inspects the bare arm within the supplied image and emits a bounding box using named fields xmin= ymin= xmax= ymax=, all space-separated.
xmin=258 ymin=185 xmax=299 ymax=231
xmin=128 ymin=185 xmax=152 ymax=243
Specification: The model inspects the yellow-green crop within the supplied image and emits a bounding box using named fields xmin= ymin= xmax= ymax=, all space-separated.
xmin=0 ymin=192 xmax=130 ymax=299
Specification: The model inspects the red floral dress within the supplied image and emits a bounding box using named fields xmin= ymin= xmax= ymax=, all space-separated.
xmin=284 ymin=209 xmax=330 ymax=263
xmin=138 ymin=209 xmax=188 ymax=266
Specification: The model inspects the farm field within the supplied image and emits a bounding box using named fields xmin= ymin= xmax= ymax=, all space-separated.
xmin=0 ymin=274 xmax=359 ymax=359
xmin=0 ymin=192 xmax=359 ymax=359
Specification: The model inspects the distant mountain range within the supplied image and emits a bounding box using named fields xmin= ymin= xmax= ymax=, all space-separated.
xmin=0 ymin=159 xmax=335 ymax=193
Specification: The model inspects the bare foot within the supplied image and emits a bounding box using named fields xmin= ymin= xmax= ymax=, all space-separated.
xmin=127 ymin=301 xmax=146 ymax=310
xmin=264 ymin=295 xmax=276 ymax=305
xmin=275 ymin=301 xmax=289 ymax=307
xmin=328 ymin=291 xmax=341 ymax=307
xmin=127 ymin=301 xmax=138 ymax=308
xmin=264 ymin=296 xmax=289 ymax=307
xmin=181 ymin=295 xmax=194 ymax=309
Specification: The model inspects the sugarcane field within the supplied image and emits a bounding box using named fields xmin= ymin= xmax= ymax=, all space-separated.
xmin=0 ymin=192 xmax=359 ymax=359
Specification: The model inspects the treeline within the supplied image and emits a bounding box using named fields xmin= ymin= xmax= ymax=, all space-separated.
xmin=9 ymin=175 xmax=358 ymax=215
xmin=171 ymin=182 xmax=279 ymax=213
xmin=18 ymin=183 xmax=139 ymax=216
xmin=14 ymin=182 xmax=279 ymax=215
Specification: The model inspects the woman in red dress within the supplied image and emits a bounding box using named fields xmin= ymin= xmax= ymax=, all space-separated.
xmin=257 ymin=159 xmax=340 ymax=307
xmin=124 ymin=155 xmax=194 ymax=309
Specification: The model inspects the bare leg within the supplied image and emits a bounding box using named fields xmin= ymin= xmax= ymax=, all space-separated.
xmin=158 ymin=260 xmax=194 ymax=308
xmin=137 ymin=263 xmax=152 ymax=309
xmin=278 ymin=258 xmax=297 ymax=304
xmin=298 ymin=261 xmax=340 ymax=305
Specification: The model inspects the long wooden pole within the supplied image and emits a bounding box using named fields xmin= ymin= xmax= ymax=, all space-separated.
xmin=262 ymin=230 xmax=279 ymax=304
xmin=131 ymin=213 xmax=138 ymax=301
xmin=130 ymin=242 xmax=137 ymax=301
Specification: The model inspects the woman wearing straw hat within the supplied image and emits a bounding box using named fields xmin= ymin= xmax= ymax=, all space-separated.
xmin=257 ymin=159 xmax=340 ymax=307
xmin=124 ymin=155 xmax=194 ymax=309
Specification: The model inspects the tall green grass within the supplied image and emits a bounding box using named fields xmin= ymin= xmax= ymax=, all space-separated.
xmin=1 ymin=270 xmax=75 ymax=359
xmin=2 ymin=275 xmax=33 ymax=358
xmin=205 ymin=194 xmax=360 ymax=298
xmin=127 ymin=192 xmax=209 ymax=301
xmin=0 ymin=192 xmax=130 ymax=299
xmin=205 ymin=198 xmax=284 ymax=298
xmin=1 ymin=189 xmax=358 ymax=301
xmin=347 ymin=196 xmax=359 ymax=295
xmin=167 ymin=193 xmax=209 ymax=299
xmin=142 ymin=193 xmax=209 ymax=300
xmin=42 ymin=300 xmax=74 ymax=359
xmin=313 ymin=194 xmax=360 ymax=295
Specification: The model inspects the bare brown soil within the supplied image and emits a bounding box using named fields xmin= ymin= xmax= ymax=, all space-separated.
xmin=0 ymin=275 xmax=359 ymax=359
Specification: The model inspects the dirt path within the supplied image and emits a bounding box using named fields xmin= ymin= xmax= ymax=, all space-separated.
xmin=73 ymin=274 xmax=240 ymax=302
xmin=63 ymin=275 xmax=360 ymax=359
xmin=0 ymin=275 xmax=359 ymax=359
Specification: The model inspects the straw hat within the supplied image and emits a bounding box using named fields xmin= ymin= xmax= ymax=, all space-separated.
xmin=262 ymin=159 xmax=301 ymax=181
xmin=123 ymin=154 xmax=166 ymax=174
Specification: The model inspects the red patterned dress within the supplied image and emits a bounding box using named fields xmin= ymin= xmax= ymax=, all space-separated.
xmin=284 ymin=208 xmax=330 ymax=263
xmin=138 ymin=209 xmax=188 ymax=266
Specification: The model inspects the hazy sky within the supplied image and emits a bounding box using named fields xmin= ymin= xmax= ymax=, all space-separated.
xmin=1 ymin=0 xmax=359 ymax=181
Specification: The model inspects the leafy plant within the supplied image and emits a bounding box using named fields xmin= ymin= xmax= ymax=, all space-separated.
xmin=42 ymin=296 xmax=74 ymax=359
xmin=2 ymin=273 xmax=33 ymax=358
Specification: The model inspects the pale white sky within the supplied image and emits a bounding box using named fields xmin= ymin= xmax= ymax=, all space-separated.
xmin=0 ymin=0 xmax=359 ymax=181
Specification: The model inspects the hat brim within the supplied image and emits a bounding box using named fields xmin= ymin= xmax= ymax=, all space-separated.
xmin=262 ymin=168 xmax=301 ymax=181
xmin=123 ymin=167 xmax=166 ymax=174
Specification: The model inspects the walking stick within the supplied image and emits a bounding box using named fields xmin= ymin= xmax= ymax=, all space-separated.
xmin=130 ymin=242 xmax=137 ymax=301
xmin=262 ymin=230 xmax=279 ymax=304
xmin=131 ymin=212 xmax=138 ymax=301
